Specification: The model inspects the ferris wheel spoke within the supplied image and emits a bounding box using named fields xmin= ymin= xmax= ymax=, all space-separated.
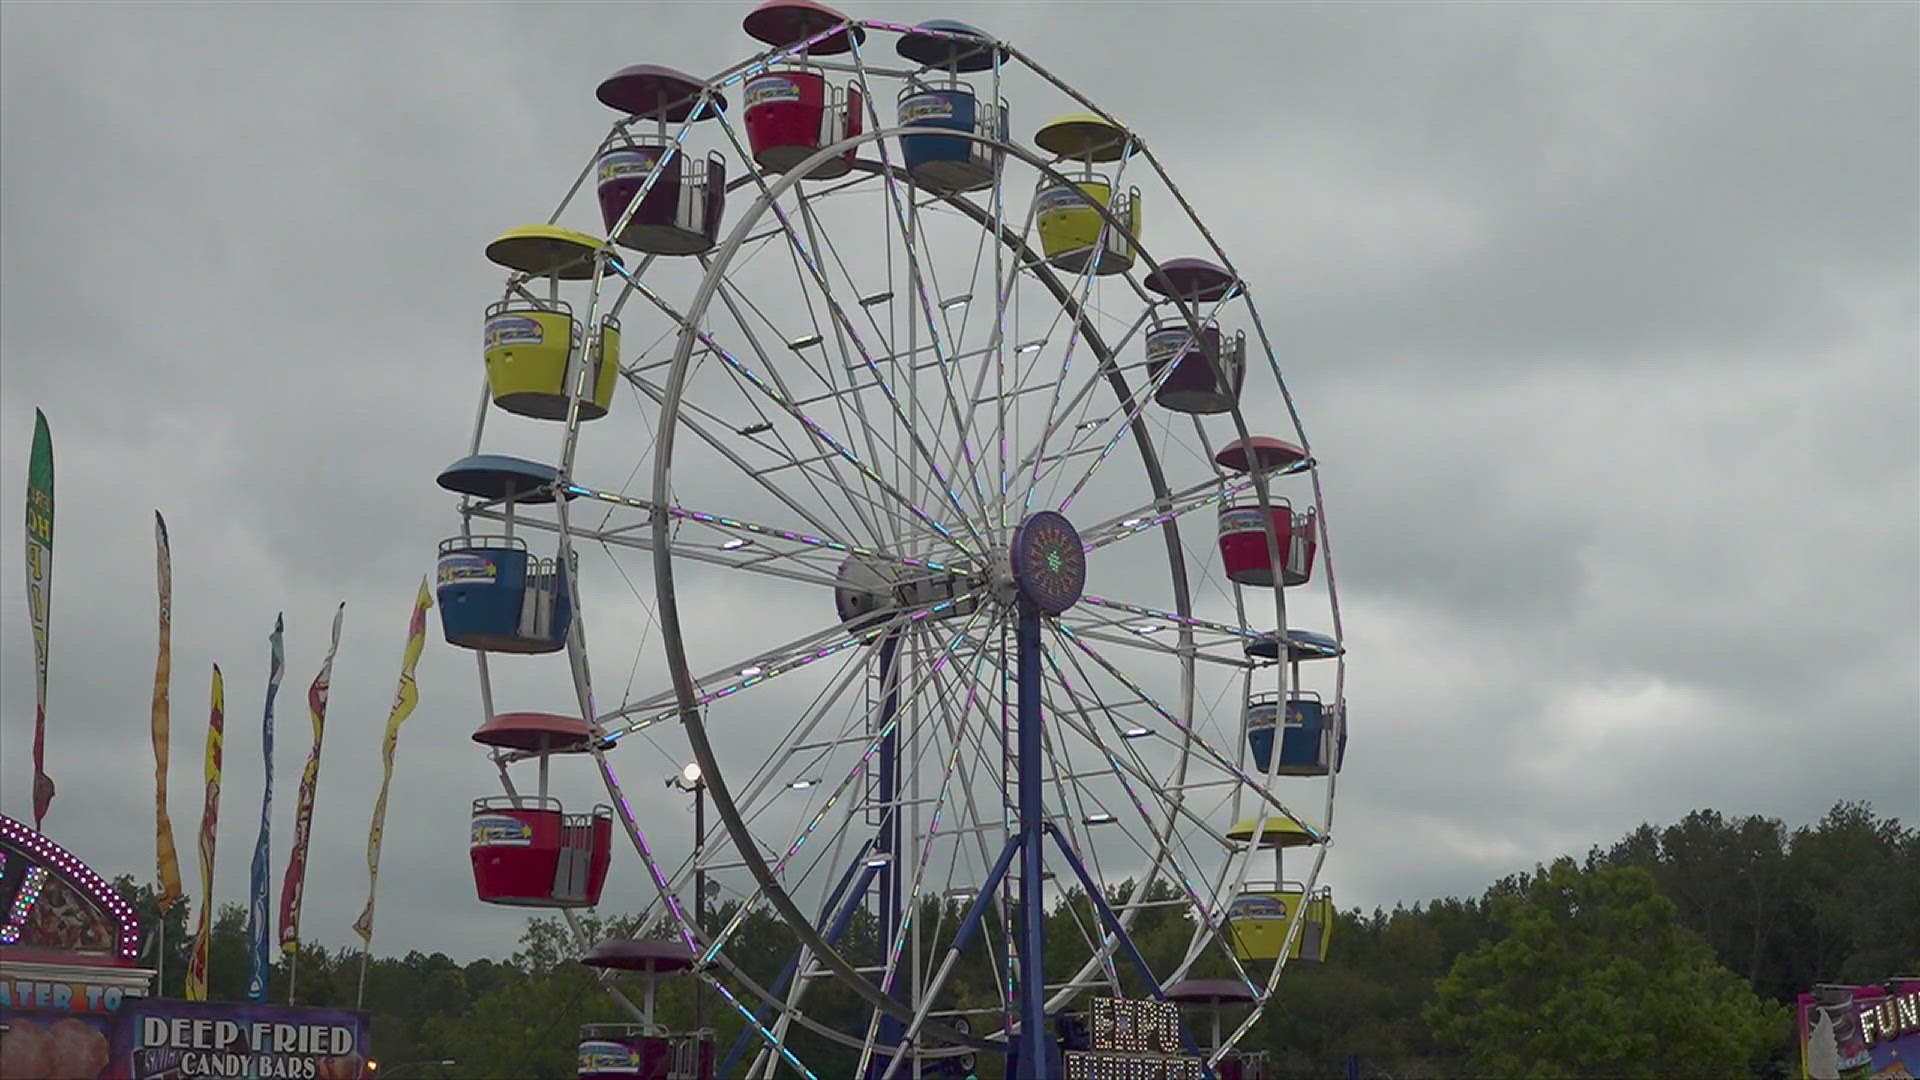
xmin=623 ymin=370 xmax=878 ymax=548
xmin=598 ymin=581 xmax=987 ymax=749
xmin=1038 ymin=635 xmax=1229 ymax=885
xmin=702 ymin=606 xmax=1004 ymax=965
xmin=1001 ymin=306 xmax=1153 ymax=497
xmin=763 ymin=608 xmax=999 ymax=882
xmin=703 ymin=299 xmax=895 ymax=550
xmin=565 ymin=481 xmax=967 ymax=584
xmin=1030 ymin=678 xmax=1129 ymax=996
xmin=893 ymin=193 xmax=1004 ymax=531
xmin=465 ymin=501 xmax=843 ymax=597
xmin=1039 ymin=634 xmax=1267 ymax=1003
xmin=1003 ymin=149 xmax=1149 ymax=526
xmin=866 ymin=623 xmax=1005 ymax=1044
xmin=702 ymin=117 xmax=909 ymax=521
xmin=1052 ymin=279 xmax=1252 ymax=515
xmin=938 ymin=194 xmax=1045 ymax=537
xmin=1051 ymin=622 xmax=1320 ymax=836
xmin=1075 ymin=472 xmax=1266 ymax=555
xmin=1011 ymin=253 xmax=1111 ymax=526
xmin=1055 ymin=614 xmax=1253 ymax=671
xmin=712 ymin=130 xmax=993 ymax=552
xmin=796 ymin=184 xmax=997 ymax=536
xmin=615 ymin=243 xmax=926 ymax=553
xmin=590 ymin=621 xmax=879 ymax=748
xmin=782 ymin=187 xmax=937 ymax=547
xmin=1073 ymin=595 xmax=1260 ymax=653
xmin=698 ymin=330 xmax=975 ymax=560
xmin=879 ymin=181 xmax=1072 ymax=530
xmin=703 ymin=265 xmax=894 ymax=548
xmin=1036 ymin=672 xmax=1228 ymax=999
xmin=1040 ymin=327 xmax=1212 ymax=516
xmin=875 ymin=644 xmax=1027 ymax=1058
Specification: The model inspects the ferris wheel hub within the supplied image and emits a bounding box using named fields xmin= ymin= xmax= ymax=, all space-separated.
xmin=1010 ymin=511 xmax=1087 ymax=616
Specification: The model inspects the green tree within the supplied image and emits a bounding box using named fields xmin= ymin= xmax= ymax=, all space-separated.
xmin=1425 ymin=858 xmax=1787 ymax=1078
xmin=1596 ymin=810 xmax=1794 ymax=995
xmin=1783 ymin=801 xmax=1920 ymax=987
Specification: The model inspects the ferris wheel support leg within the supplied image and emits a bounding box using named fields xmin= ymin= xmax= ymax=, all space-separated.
xmin=1042 ymin=822 xmax=1214 ymax=1079
xmin=872 ymin=634 xmax=906 ymax=1080
xmin=1015 ymin=599 xmax=1058 ymax=1080
xmin=881 ymin=835 xmax=1025 ymax=1080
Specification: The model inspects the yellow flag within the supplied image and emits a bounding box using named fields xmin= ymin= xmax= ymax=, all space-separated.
xmin=352 ymin=577 xmax=432 ymax=946
xmin=185 ymin=664 xmax=224 ymax=1000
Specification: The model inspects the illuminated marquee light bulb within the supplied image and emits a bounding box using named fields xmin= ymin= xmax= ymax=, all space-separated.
xmin=1 ymin=865 xmax=49 ymax=944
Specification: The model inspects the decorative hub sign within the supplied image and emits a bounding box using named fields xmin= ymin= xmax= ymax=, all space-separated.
xmin=1011 ymin=511 xmax=1086 ymax=616
xmin=1063 ymin=996 xmax=1201 ymax=1079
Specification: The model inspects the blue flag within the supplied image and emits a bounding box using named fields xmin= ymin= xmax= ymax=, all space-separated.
xmin=245 ymin=614 xmax=284 ymax=1001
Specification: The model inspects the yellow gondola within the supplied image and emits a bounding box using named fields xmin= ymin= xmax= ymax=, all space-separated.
xmin=1033 ymin=113 xmax=1140 ymax=276
xmin=480 ymin=226 xmax=620 ymax=421
xmin=1224 ymin=815 xmax=1334 ymax=962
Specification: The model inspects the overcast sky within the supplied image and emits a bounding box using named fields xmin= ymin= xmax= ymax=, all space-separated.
xmin=2 ymin=0 xmax=1915 ymax=971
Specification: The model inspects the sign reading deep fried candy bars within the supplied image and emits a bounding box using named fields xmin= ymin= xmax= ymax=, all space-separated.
xmin=0 ymin=995 xmax=371 ymax=1079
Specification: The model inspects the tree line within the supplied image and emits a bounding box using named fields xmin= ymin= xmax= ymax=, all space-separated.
xmin=112 ymin=800 xmax=1917 ymax=1077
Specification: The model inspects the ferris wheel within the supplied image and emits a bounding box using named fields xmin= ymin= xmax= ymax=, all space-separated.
xmin=434 ymin=4 xmax=1349 ymax=1078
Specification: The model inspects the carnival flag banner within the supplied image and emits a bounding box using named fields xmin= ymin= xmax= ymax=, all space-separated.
xmin=351 ymin=578 xmax=431 ymax=946
xmin=24 ymin=408 xmax=55 ymax=829
xmin=152 ymin=512 xmax=184 ymax=913
xmin=245 ymin=615 xmax=285 ymax=1002
xmin=280 ymin=602 xmax=344 ymax=955
xmin=185 ymin=665 xmax=225 ymax=1001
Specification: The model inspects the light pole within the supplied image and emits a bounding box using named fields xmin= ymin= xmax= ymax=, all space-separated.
xmin=667 ymin=761 xmax=706 ymax=1039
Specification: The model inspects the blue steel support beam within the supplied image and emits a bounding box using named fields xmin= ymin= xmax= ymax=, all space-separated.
xmin=1043 ymin=821 xmax=1215 ymax=1078
xmin=1016 ymin=598 xmax=1057 ymax=1078
xmin=872 ymin=634 xmax=905 ymax=1079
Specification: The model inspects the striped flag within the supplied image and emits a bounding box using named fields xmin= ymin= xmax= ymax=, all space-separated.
xmin=245 ymin=615 xmax=284 ymax=1001
xmin=23 ymin=409 xmax=54 ymax=829
xmin=152 ymin=512 xmax=184 ymax=912
xmin=280 ymin=602 xmax=343 ymax=955
xmin=185 ymin=665 xmax=225 ymax=1001
xmin=352 ymin=577 xmax=432 ymax=946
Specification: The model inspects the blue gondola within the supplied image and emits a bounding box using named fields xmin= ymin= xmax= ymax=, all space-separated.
xmin=1246 ymin=692 xmax=1345 ymax=776
xmin=437 ymin=536 xmax=574 ymax=653
xmin=896 ymin=20 xmax=1009 ymax=193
